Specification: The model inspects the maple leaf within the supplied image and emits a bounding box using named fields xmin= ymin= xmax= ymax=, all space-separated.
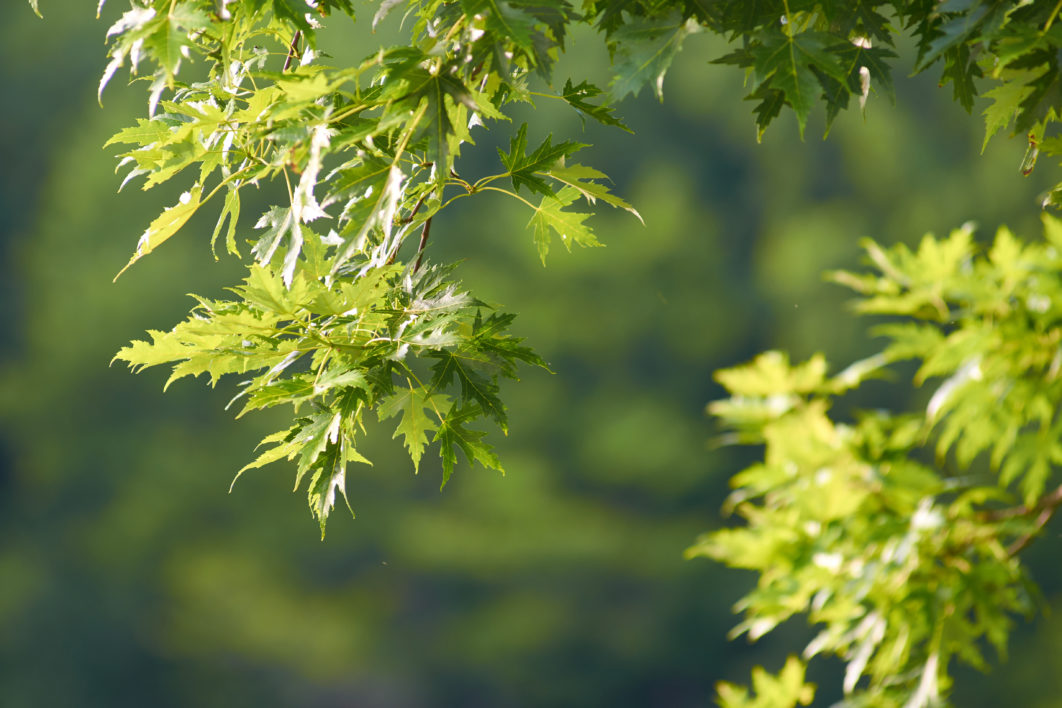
xmin=498 ymin=123 xmax=586 ymax=196
xmin=461 ymin=0 xmax=539 ymax=50
xmin=609 ymin=10 xmax=701 ymax=100
xmin=559 ymin=79 xmax=629 ymax=130
xmin=115 ymin=184 xmax=202 ymax=280
xmin=305 ymin=437 xmax=367 ymax=537
xmin=430 ymin=351 xmax=508 ymax=431
xmin=378 ymin=386 xmax=448 ymax=472
xmin=748 ymin=30 xmax=848 ymax=137
xmin=982 ymin=70 xmax=1041 ymax=150
xmin=526 ymin=186 xmax=599 ymax=264
xmin=435 ymin=404 xmax=503 ymax=488
xmin=545 ymin=164 xmax=642 ymax=222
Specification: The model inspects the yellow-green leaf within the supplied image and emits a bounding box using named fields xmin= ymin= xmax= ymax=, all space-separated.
xmin=115 ymin=184 xmax=202 ymax=280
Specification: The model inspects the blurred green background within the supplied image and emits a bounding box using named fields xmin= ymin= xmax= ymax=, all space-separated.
xmin=4 ymin=2 xmax=1062 ymax=706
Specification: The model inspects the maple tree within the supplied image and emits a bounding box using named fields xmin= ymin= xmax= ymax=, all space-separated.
xmin=26 ymin=0 xmax=1062 ymax=705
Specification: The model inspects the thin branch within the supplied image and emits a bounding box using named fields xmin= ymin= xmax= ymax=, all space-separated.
xmin=978 ymin=482 xmax=1062 ymax=556
xmin=396 ymin=192 xmax=428 ymax=226
xmin=386 ymin=193 xmax=429 ymax=265
xmin=413 ymin=217 xmax=433 ymax=272
xmin=283 ymin=30 xmax=302 ymax=72
xmin=1008 ymin=504 xmax=1056 ymax=556
xmin=984 ymin=482 xmax=1062 ymax=521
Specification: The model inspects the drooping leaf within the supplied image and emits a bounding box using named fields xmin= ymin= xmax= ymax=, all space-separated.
xmin=435 ymin=404 xmax=503 ymax=488
xmin=430 ymin=351 xmax=508 ymax=431
xmin=609 ymin=10 xmax=701 ymax=101
xmin=748 ymin=31 xmax=848 ymax=137
xmin=377 ymin=386 xmax=446 ymax=472
xmin=546 ymin=164 xmax=642 ymax=222
xmin=115 ymin=184 xmax=202 ymax=280
xmin=211 ymin=187 xmax=242 ymax=258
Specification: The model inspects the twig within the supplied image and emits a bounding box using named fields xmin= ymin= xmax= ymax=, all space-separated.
xmin=984 ymin=482 xmax=1062 ymax=521
xmin=979 ymin=482 xmax=1062 ymax=556
xmin=1008 ymin=504 xmax=1056 ymax=556
xmin=396 ymin=193 xmax=428 ymax=226
xmin=283 ymin=30 xmax=302 ymax=72
xmin=413 ymin=217 xmax=433 ymax=272
xmin=386 ymin=193 xmax=428 ymax=265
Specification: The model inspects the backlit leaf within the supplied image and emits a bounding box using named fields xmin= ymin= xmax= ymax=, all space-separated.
xmin=115 ymin=184 xmax=202 ymax=280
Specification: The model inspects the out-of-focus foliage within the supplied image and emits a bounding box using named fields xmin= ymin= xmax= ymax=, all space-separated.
xmin=699 ymin=219 xmax=1062 ymax=706
xmin=716 ymin=655 xmax=816 ymax=708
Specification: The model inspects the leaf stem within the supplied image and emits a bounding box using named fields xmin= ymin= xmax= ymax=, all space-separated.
xmin=1045 ymin=0 xmax=1062 ymax=34
xmin=478 ymin=185 xmax=536 ymax=209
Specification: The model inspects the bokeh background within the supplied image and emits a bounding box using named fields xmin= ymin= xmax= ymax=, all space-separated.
xmin=4 ymin=2 xmax=1062 ymax=706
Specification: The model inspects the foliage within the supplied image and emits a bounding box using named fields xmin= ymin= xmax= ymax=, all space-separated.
xmin=38 ymin=0 xmax=1062 ymax=531
xmin=79 ymin=0 xmax=646 ymax=533
xmin=716 ymin=656 xmax=815 ymax=708
xmin=695 ymin=218 xmax=1062 ymax=706
xmin=24 ymin=0 xmax=1062 ymax=703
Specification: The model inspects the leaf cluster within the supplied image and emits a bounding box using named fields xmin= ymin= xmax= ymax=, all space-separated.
xmin=115 ymin=257 xmax=546 ymax=533
xmin=89 ymin=0 xmax=647 ymax=531
xmin=699 ymin=217 xmax=1062 ymax=706
xmin=48 ymin=0 xmax=1062 ymax=536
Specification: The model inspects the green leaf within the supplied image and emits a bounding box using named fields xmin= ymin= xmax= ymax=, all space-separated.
xmin=747 ymin=85 xmax=786 ymax=140
xmin=461 ymin=0 xmax=539 ymax=50
xmin=435 ymin=404 xmax=503 ymax=488
xmin=609 ymin=11 xmax=701 ymax=100
xmin=237 ymin=263 xmax=292 ymax=315
xmin=430 ymin=351 xmax=508 ymax=431
xmin=158 ymin=4 xmax=212 ymax=77
xmin=499 ymin=124 xmax=587 ymax=196
xmin=104 ymin=117 xmax=175 ymax=148
xmin=294 ymin=411 xmax=343 ymax=484
xmin=750 ymin=31 xmax=848 ymax=137
xmin=376 ymin=51 xmax=485 ymax=174
xmin=378 ymin=386 xmax=446 ymax=472
xmin=714 ymin=351 xmax=829 ymax=397
xmin=917 ymin=0 xmax=993 ymax=70
xmin=115 ymin=184 xmax=202 ymax=280
xmin=981 ymin=70 xmax=1040 ymax=150
xmin=306 ymin=437 xmax=368 ymax=537
xmin=545 ymin=164 xmax=643 ymax=222
xmin=211 ymin=187 xmax=242 ymax=258
xmin=313 ymin=367 xmax=369 ymax=396
xmin=526 ymin=186 xmax=599 ymax=264
xmin=559 ymin=79 xmax=630 ymax=130
xmin=230 ymin=427 xmax=300 ymax=491
xmin=716 ymin=656 xmax=815 ymax=708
